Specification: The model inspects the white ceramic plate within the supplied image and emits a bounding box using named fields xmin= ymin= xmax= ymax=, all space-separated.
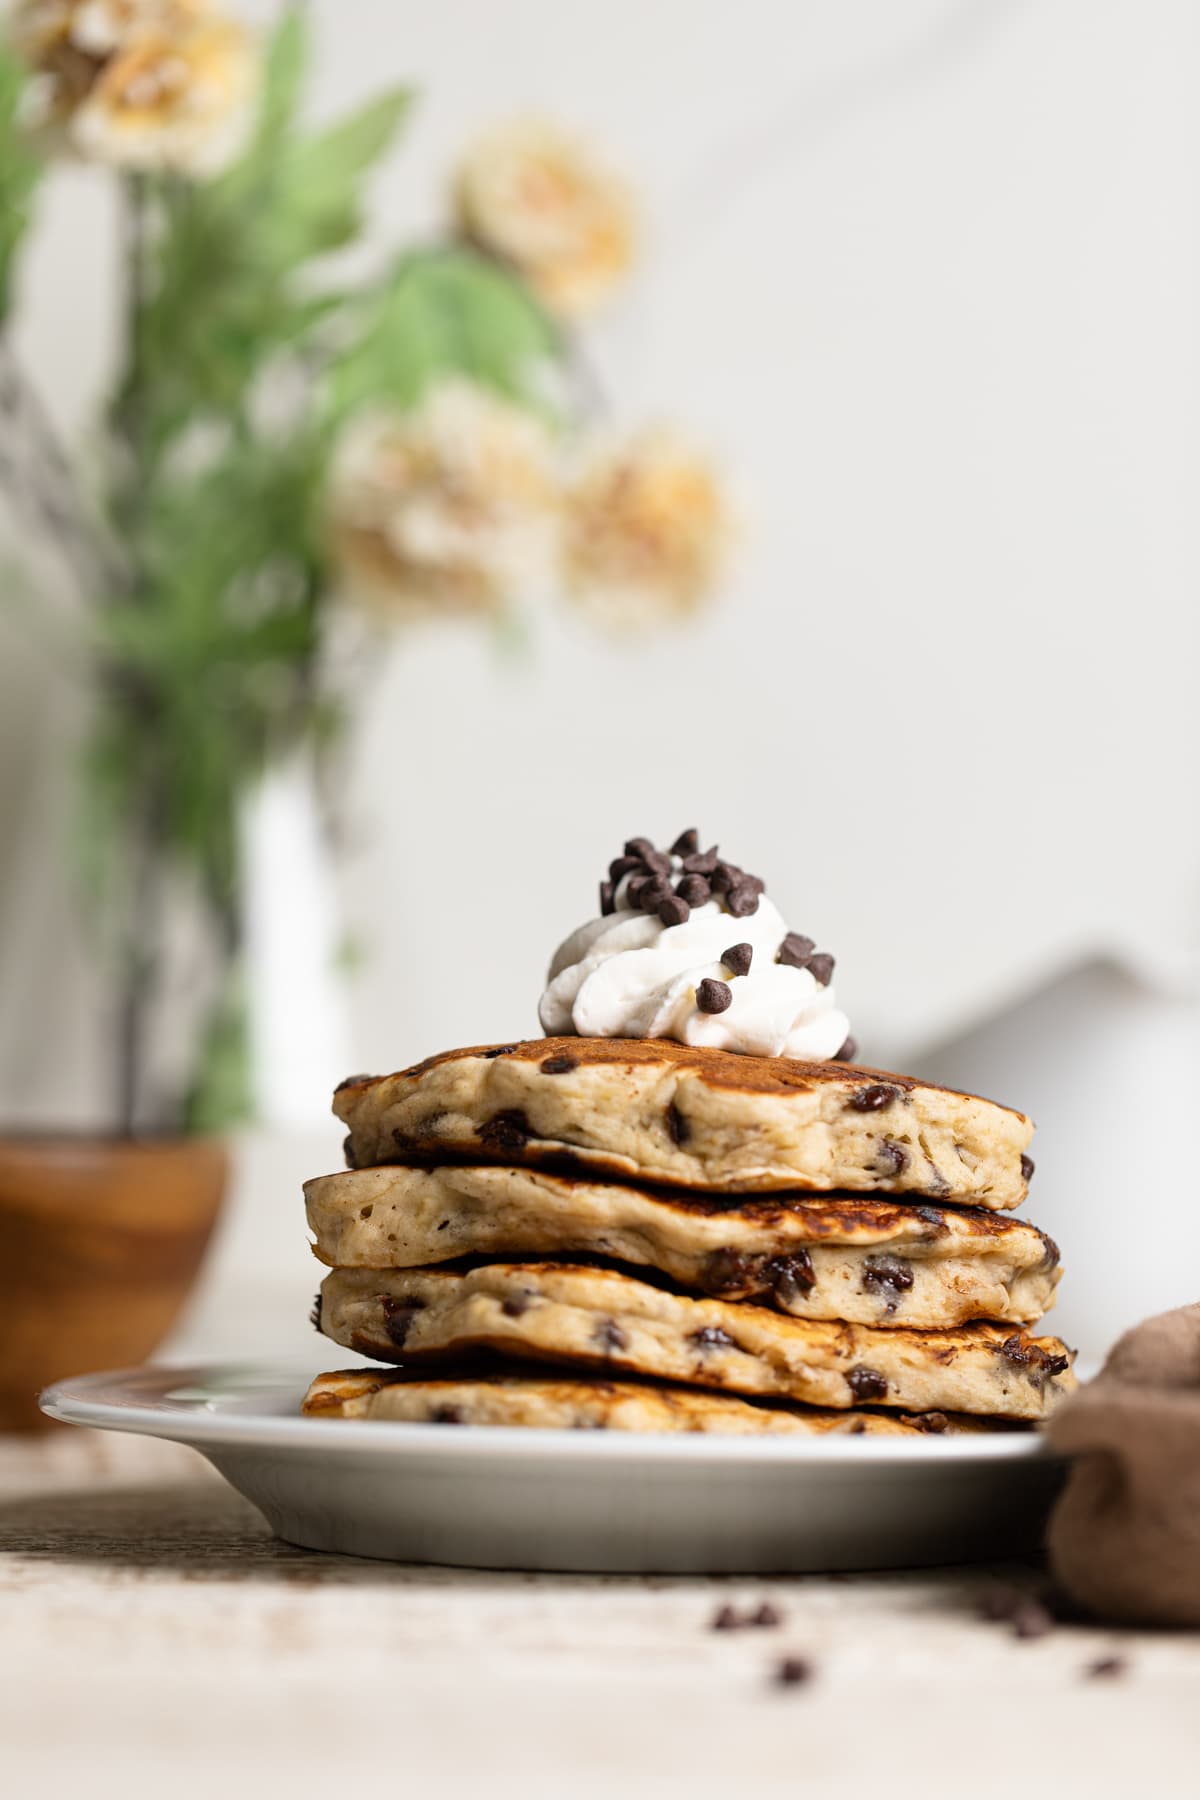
xmin=41 ymin=1362 xmax=1064 ymax=1574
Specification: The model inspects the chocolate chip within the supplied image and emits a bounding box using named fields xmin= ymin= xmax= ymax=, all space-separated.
xmin=910 ymin=1412 xmax=949 ymax=1434
xmin=874 ymin=1139 xmax=908 ymax=1175
xmin=1000 ymin=1335 xmax=1069 ymax=1381
xmin=671 ymin=828 xmax=700 ymax=857
xmin=709 ymin=861 xmax=738 ymax=895
xmin=343 ymin=1134 xmax=357 ymax=1170
xmin=609 ymin=854 xmax=642 ymax=884
xmin=774 ymin=1657 xmax=813 ymax=1687
xmin=1037 ymin=1229 xmax=1061 ymax=1269
xmin=594 ymin=1318 xmax=628 ymax=1354
xmin=689 ymin=1325 xmax=737 ymax=1351
xmin=696 ymin=978 xmax=732 ymax=1014
xmin=846 ymin=1367 xmax=888 ymax=1402
xmin=681 ymin=846 xmax=721 ymax=875
xmin=833 ymin=1036 xmax=858 ymax=1062
xmin=1021 ymin=1153 xmax=1035 ymax=1182
xmin=310 ymin=1293 xmax=323 ymax=1333
xmin=541 ymin=1054 xmax=578 ymax=1075
xmin=381 ymin=1295 xmax=426 ymax=1348
xmin=333 ymin=1073 xmax=374 ymax=1092
xmin=625 ymin=874 xmax=653 ymax=910
xmin=1085 ymin=1656 xmax=1127 ymax=1680
xmin=658 ymin=895 xmax=690 ymax=928
xmin=777 ymin=933 xmax=815 ymax=968
xmin=436 ymin=1219 xmax=450 ymax=1232
xmin=501 ymin=1290 xmax=534 ymax=1318
xmin=807 ymin=952 xmax=835 ymax=986
xmin=711 ymin=1604 xmax=741 ymax=1631
xmin=665 ymin=1102 xmax=689 ymax=1145
xmin=676 ymin=873 xmax=711 ymax=908
xmin=849 ymin=1083 xmax=900 ymax=1113
xmin=766 ymin=1251 xmax=816 ymax=1305
xmin=725 ymin=883 xmax=760 ymax=917
xmin=624 ymin=836 xmax=657 ymax=861
xmin=481 ymin=1043 xmax=519 ymax=1059
xmin=702 ymin=1249 xmax=752 ymax=1293
xmin=599 ymin=879 xmax=615 ymax=916
xmin=432 ymin=1404 xmax=465 ymax=1424
xmin=862 ymin=1254 xmax=915 ymax=1310
xmin=849 ymin=1419 xmax=867 ymax=1435
xmin=477 ymin=1109 xmax=533 ymax=1153
xmin=916 ymin=1206 xmax=944 ymax=1226
xmin=1012 ymin=1601 xmax=1054 ymax=1641
xmin=722 ymin=942 xmax=753 ymax=976
xmin=642 ymin=848 xmax=674 ymax=878
xmin=750 ymin=1603 xmax=782 ymax=1628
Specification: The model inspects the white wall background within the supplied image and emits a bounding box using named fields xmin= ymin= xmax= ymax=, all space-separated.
xmin=0 ymin=1 xmax=1197 ymax=1353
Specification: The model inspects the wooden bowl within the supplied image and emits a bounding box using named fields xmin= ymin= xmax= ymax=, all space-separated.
xmin=0 ymin=1135 xmax=228 ymax=1432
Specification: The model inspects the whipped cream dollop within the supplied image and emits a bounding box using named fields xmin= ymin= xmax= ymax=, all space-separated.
xmin=539 ymin=834 xmax=852 ymax=1061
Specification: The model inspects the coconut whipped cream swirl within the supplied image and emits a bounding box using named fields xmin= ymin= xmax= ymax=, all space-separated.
xmin=539 ymin=831 xmax=854 ymax=1061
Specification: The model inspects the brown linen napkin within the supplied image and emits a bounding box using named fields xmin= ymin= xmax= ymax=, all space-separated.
xmin=1047 ymin=1302 xmax=1200 ymax=1626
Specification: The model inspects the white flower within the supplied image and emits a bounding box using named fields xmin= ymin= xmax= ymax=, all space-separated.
xmin=562 ymin=430 xmax=732 ymax=630
xmin=456 ymin=118 xmax=634 ymax=319
xmin=329 ymin=382 xmax=561 ymax=619
xmin=12 ymin=1 xmax=256 ymax=175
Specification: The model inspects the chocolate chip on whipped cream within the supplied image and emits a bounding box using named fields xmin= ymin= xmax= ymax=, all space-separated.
xmin=539 ymin=832 xmax=852 ymax=1060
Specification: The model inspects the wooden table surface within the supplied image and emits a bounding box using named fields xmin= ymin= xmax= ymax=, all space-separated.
xmin=1 ymin=1425 xmax=1196 ymax=1798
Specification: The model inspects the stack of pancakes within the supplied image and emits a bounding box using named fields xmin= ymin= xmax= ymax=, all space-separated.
xmin=303 ymin=1038 xmax=1076 ymax=1435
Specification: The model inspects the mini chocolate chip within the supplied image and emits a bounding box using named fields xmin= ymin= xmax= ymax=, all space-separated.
xmin=310 ymin=1293 xmax=323 ymax=1333
xmin=833 ymin=1036 xmax=858 ymax=1062
xmin=665 ymin=1102 xmax=689 ymax=1145
xmin=689 ymin=1325 xmax=737 ymax=1351
xmin=599 ymin=879 xmax=615 ymax=916
xmin=777 ymin=933 xmax=815 ymax=968
xmin=676 ymin=873 xmax=711 ymax=908
xmin=671 ymin=828 xmax=700 ymax=857
xmin=477 ymin=1109 xmax=533 ymax=1153
xmin=725 ymin=883 xmax=760 ymax=918
xmin=849 ymin=1419 xmax=867 ymax=1435
xmin=594 ymin=1318 xmax=628 ymax=1354
xmin=911 ymin=1412 xmax=949 ymax=1434
xmin=343 ymin=1134 xmax=357 ymax=1170
xmin=862 ymin=1255 xmax=915 ymax=1309
xmin=849 ymin=1083 xmax=900 ymax=1113
xmin=541 ymin=1054 xmax=578 ymax=1075
xmin=874 ymin=1138 xmax=908 ymax=1175
xmin=1021 ymin=1153 xmax=1035 ymax=1182
xmin=916 ymin=1206 xmax=944 ymax=1226
xmin=381 ymin=1295 xmax=426 ymax=1348
xmin=334 ymin=1072 xmax=374 ymax=1092
xmin=712 ymin=1604 xmax=741 ymax=1631
xmin=1085 ymin=1656 xmax=1127 ymax=1680
xmin=807 ymin=952 xmax=835 ymax=986
xmin=696 ymin=978 xmax=732 ymax=1014
xmin=1012 ymin=1601 xmax=1054 ymax=1641
xmin=774 ymin=1657 xmax=813 ymax=1687
xmin=436 ymin=1219 xmax=450 ymax=1231
xmin=432 ymin=1404 xmax=465 ymax=1424
xmin=624 ymin=836 xmax=657 ymax=861
xmin=501 ymin=1290 xmax=533 ymax=1318
xmin=750 ymin=1603 xmax=782 ymax=1628
xmin=766 ymin=1251 xmax=816 ymax=1305
xmin=609 ymin=854 xmax=643 ymax=884
xmin=846 ymin=1366 xmax=888 ymax=1402
xmin=658 ymin=895 xmax=690 ymax=928
xmin=722 ymin=942 xmax=753 ymax=977
xmin=481 ymin=1043 xmax=519 ymax=1059
xmin=1037 ymin=1229 xmax=1061 ymax=1270
xmin=681 ymin=846 xmax=721 ymax=875
xmin=702 ymin=1248 xmax=752 ymax=1293
xmin=1000 ymin=1335 xmax=1069 ymax=1380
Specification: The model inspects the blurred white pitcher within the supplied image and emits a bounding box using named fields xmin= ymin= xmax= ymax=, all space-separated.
xmin=915 ymin=955 xmax=1200 ymax=1363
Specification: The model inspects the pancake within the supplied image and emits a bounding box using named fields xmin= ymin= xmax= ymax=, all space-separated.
xmin=302 ymin=1367 xmax=1018 ymax=1436
xmin=333 ymin=1039 xmax=1032 ymax=1207
xmin=306 ymin=1163 xmax=1060 ymax=1328
xmin=318 ymin=1263 xmax=1075 ymax=1419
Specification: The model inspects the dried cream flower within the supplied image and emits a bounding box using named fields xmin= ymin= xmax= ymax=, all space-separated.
xmin=13 ymin=1 xmax=255 ymax=175
xmin=456 ymin=118 xmax=633 ymax=319
xmin=329 ymin=382 xmax=561 ymax=619
xmin=563 ymin=430 xmax=732 ymax=630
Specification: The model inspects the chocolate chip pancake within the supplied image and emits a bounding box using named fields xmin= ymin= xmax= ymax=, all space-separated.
xmin=302 ymin=1367 xmax=1015 ymax=1436
xmin=306 ymin=1163 xmax=1060 ymax=1328
xmin=318 ymin=1263 xmax=1075 ymax=1419
xmin=334 ymin=1039 xmax=1033 ymax=1208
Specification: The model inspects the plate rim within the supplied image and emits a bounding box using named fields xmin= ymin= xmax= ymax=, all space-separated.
xmin=40 ymin=1360 xmax=1056 ymax=1467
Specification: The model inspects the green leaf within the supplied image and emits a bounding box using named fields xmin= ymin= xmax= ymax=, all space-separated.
xmin=0 ymin=38 xmax=42 ymax=320
xmin=244 ymin=6 xmax=308 ymax=169
xmin=328 ymin=245 xmax=564 ymax=422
